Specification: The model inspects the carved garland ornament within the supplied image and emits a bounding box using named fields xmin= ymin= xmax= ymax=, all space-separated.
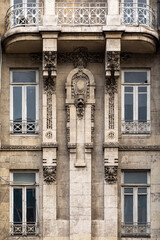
xmin=104 ymin=166 xmax=118 ymax=184
xmin=43 ymin=166 xmax=56 ymax=184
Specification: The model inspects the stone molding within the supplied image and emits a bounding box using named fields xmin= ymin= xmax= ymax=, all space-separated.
xmin=0 ymin=145 xmax=41 ymax=151
xmin=42 ymin=142 xmax=58 ymax=148
xmin=104 ymin=165 xmax=118 ymax=184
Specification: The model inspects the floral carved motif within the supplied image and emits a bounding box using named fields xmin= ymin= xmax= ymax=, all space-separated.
xmin=106 ymin=51 xmax=120 ymax=73
xmin=43 ymin=51 xmax=57 ymax=73
xmin=43 ymin=166 xmax=56 ymax=184
xmin=104 ymin=166 xmax=118 ymax=184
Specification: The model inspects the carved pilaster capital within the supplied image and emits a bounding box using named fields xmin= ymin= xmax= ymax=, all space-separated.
xmin=105 ymin=51 xmax=120 ymax=79
xmin=104 ymin=165 xmax=118 ymax=184
xmin=43 ymin=166 xmax=56 ymax=184
xmin=43 ymin=51 xmax=57 ymax=78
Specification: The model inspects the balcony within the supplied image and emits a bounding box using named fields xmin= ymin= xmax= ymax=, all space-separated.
xmin=10 ymin=222 xmax=39 ymax=236
xmin=120 ymin=2 xmax=156 ymax=29
xmin=56 ymin=2 xmax=107 ymax=26
xmin=121 ymin=121 xmax=151 ymax=135
xmin=10 ymin=120 xmax=39 ymax=134
xmin=5 ymin=2 xmax=43 ymax=30
xmin=121 ymin=223 xmax=150 ymax=237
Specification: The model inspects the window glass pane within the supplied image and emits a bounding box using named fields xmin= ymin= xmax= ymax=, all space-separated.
xmin=13 ymin=71 xmax=36 ymax=83
xmin=13 ymin=173 xmax=35 ymax=183
xmin=14 ymin=188 xmax=22 ymax=223
xmin=13 ymin=87 xmax=22 ymax=121
xmin=124 ymin=72 xmax=148 ymax=83
xmin=138 ymin=188 xmax=147 ymax=193
xmin=125 ymin=93 xmax=133 ymax=121
xmin=124 ymin=188 xmax=133 ymax=194
xmin=138 ymin=87 xmax=147 ymax=92
xmin=125 ymin=87 xmax=133 ymax=92
xmin=138 ymin=93 xmax=147 ymax=121
xmin=14 ymin=0 xmax=22 ymax=4
xmin=27 ymin=86 xmax=36 ymax=121
xmin=138 ymin=195 xmax=147 ymax=224
xmin=124 ymin=171 xmax=147 ymax=184
xmin=27 ymin=188 xmax=36 ymax=223
xmin=124 ymin=195 xmax=133 ymax=224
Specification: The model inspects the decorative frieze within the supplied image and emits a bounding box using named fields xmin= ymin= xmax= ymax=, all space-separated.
xmin=104 ymin=165 xmax=118 ymax=184
xmin=43 ymin=166 xmax=56 ymax=184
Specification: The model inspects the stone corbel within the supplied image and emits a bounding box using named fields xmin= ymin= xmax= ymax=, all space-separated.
xmin=43 ymin=158 xmax=57 ymax=184
xmin=43 ymin=51 xmax=57 ymax=79
xmin=105 ymin=51 xmax=120 ymax=80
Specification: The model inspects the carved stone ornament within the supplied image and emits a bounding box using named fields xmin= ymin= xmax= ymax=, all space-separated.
xmin=43 ymin=77 xmax=55 ymax=94
xmin=73 ymin=47 xmax=88 ymax=68
xmin=72 ymin=69 xmax=89 ymax=119
xmin=43 ymin=51 xmax=57 ymax=72
xmin=104 ymin=166 xmax=118 ymax=184
xmin=43 ymin=166 xmax=56 ymax=184
xmin=106 ymin=51 xmax=120 ymax=72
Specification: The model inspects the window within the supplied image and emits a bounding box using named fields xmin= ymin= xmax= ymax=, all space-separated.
xmin=121 ymin=171 xmax=150 ymax=237
xmin=10 ymin=172 xmax=39 ymax=236
xmin=121 ymin=70 xmax=150 ymax=134
xmin=10 ymin=70 xmax=39 ymax=134
xmin=11 ymin=0 xmax=39 ymax=27
xmin=122 ymin=0 xmax=150 ymax=27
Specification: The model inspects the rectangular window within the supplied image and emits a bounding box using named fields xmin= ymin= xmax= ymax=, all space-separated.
xmin=121 ymin=171 xmax=150 ymax=237
xmin=10 ymin=172 xmax=39 ymax=236
xmin=10 ymin=70 xmax=39 ymax=134
xmin=121 ymin=70 xmax=150 ymax=134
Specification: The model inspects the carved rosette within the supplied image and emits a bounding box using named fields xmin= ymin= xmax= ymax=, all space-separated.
xmin=43 ymin=166 xmax=56 ymax=184
xmin=104 ymin=166 xmax=118 ymax=184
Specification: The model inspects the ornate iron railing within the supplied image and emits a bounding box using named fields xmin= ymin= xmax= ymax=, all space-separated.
xmin=10 ymin=120 xmax=39 ymax=134
xmin=56 ymin=2 xmax=107 ymax=26
xmin=120 ymin=3 xmax=156 ymax=29
xmin=121 ymin=223 xmax=150 ymax=237
xmin=10 ymin=222 xmax=39 ymax=236
xmin=121 ymin=120 xmax=151 ymax=134
xmin=5 ymin=3 xmax=43 ymax=30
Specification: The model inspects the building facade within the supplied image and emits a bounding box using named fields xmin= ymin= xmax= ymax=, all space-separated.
xmin=0 ymin=0 xmax=160 ymax=240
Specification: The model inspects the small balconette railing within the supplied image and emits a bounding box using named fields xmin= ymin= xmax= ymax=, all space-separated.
xmin=56 ymin=2 xmax=107 ymax=26
xmin=5 ymin=2 xmax=43 ymax=30
xmin=120 ymin=2 xmax=156 ymax=29
xmin=121 ymin=222 xmax=150 ymax=237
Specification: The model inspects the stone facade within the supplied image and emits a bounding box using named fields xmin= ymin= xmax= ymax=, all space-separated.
xmin=0 ymin=0 xmax=160 ymax=240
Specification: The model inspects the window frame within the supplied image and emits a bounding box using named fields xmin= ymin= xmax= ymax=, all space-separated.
xmin=121 ymin=69 xmax=151 ymax=134
xmin=121 ymin=171 xmax=150 ymax=237
xmin=10 ymin=171 xmax=39 ymax=236
xmin=10 ymin=69 xmax=39 ymax=134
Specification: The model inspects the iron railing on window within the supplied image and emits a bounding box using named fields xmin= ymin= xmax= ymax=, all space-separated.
xmin=120 ymin=2 xmax=156 ymax=29
xmin=5 ymin=3 xmax=43 ymax=30
xmin=121 ymin=222 xmax=150 ymax=237
xmin=10 ymin=222 xmax=39 ymax=236
xmin=121 ymin=120 xmax=151 ymax=134
xmin=10 ymin=120 xmax=39 ymax=134
xmin=56 ymin=2 xmax=107 ymax=26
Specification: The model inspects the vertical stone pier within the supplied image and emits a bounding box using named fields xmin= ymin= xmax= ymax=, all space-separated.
xmin=104 ymin=33 xmax=121 ymax=240
xmin=65 ymin=48 xmax=95 ymax=240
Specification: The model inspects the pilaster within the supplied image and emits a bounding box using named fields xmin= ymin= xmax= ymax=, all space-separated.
xmin=65 ymin=48 xmax=95 ymax=240
xmin=107 ymin=0 xmax=121 ymax=26
xmin=104 ymin=33 xmax=121 ymax=239
xmin=43 ymin=0 xmax=57 ymax=26
xmin=41 ymin=33 xmax=58 ymax=239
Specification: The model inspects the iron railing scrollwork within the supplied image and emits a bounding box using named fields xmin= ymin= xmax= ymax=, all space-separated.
xmin=121 ymin=222 xmax=150 ymax=237
xmin=5 ymin=2 xmax=43 ymax=30
xmin=56 ymin=2 xmax=107 ymax=26
xmin=120 ymin=2 xmax=156 ymax=29
xmin=10 ymin=222 xmax=39 ymax=236
xmin=121 ymin=120 xmax=151 ymax=134
xmin=10 ymin=120 xmax=39 ymax=134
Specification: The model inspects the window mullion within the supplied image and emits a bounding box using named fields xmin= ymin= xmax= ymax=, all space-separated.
xmin=134 ymin=86 xmax=137 ymax=121
xmin=23 ymin=86 xmax=27 ymax=133
xmin=122 ymin=86 xmax=124 ymax=121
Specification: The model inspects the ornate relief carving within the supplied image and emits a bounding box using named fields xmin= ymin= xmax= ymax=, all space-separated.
xmin=106 ymin=51 xmax=120 ymax=73
xmin=31 ymin=53 xmax=42 ymax=63
xmin=72 ymin=69 xmax=90 ymax=119
xmin=91 ymin=105 xmax=95 ymax=122
xmin=66 ymin=105 xmax=70 ymax=122
xmin=104 ymin=166 xmax=118 ymax=184
xmin=43 ymin=166 xmax=56 ymax=184
xmin=58 ymin=52 xmax=104 ymax=64
xmin=45 ymin=131 xmax=52 ymax=139
xmin=46 ymin=92 xmax=52 ymax=129
xmin=66 ymin=127 xmax=70 ymax=142
xmin=108 ymin=131 xmax=115 ymax=139
xmin=43 ymin=51 xmax=57 ymax=73
xmin=73 ymin=47 xmax=88 ymax=68
xmin=43 ymin=77 xmax=55 ymax=94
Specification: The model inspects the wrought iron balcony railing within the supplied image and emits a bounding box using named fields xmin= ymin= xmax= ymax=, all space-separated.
xmin=10 ymin=120 xmax=39 ymax=134
xmin=5 ymin=3 xmax=43 ymax=30
xmin=121 ymin=120 xmax=151 ymax=134
xmin=56 ymin=2 xmax=107 ymax=26
xmin=120 ymin=2 xmax=156 ymax=29
xmin=10 ymin=222 xmax=39 ymax=236
xmin=121 ymin=222 xmax=150 ymax=237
